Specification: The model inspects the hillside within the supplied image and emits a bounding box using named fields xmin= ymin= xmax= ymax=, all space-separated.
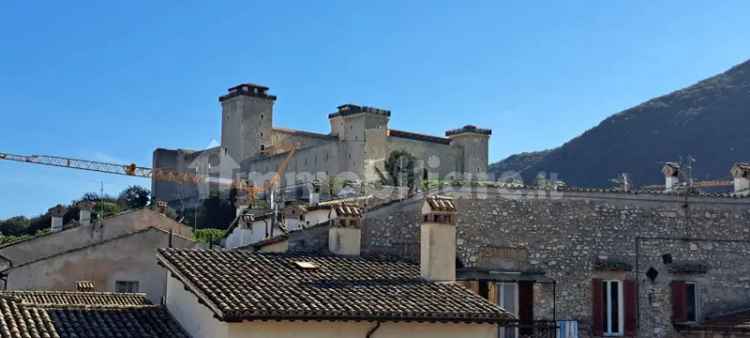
xmin=490 ymin=59 xmax=750 ymax=187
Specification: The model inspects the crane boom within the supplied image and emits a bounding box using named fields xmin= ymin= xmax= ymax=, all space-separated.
xmin=0 ymin=152 xmax=152 ymax=177
xmin=1 ymin=145 xmax=301 ymax=204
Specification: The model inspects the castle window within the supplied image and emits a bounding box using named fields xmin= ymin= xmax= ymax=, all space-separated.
xmin=260 ymin=114 xmax=264 ymax=120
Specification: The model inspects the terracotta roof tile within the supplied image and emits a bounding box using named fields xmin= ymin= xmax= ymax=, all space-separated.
xmin=333 ymin=204 xmax=362 ymax=217
xmin=0 ymin=291 xmax=188 ymax=338
xmin=426 ymin=196 xmax=457 ymax=212
xmin=1 ymin=291 xmax=152 ymax=309
xmin=157 ymin=249 xmax=511 ymax=324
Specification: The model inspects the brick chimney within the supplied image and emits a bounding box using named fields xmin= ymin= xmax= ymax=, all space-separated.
xmin=328 ymin=204 xmax=362 ymax=256
xmin=77 ymin=201 xmax=95 ymax=226
xmin=731 ymin=163 xmax=750 ymax=196
xmin=420 ymin=195 xmax=457 ymax=282
xmin=48 ymin=205 xmax=66 ymax=232
xmin=662 ymin=162 xmax=681 ymax=192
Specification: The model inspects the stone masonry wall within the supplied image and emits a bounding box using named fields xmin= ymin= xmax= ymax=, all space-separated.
xmin=362 ymin=189 xmax=750 ymax=338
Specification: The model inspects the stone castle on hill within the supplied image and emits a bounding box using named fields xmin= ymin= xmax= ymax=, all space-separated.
xmin=152 ymin=83 xmax=491 ymax=205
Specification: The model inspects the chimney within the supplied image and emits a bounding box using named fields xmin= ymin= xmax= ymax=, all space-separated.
xmin=77 ymin=201 xmax=95 ymax=226
xmin=420 ymin=195 xmax=457 ymax=282
xmin=156 ymin=200 xmax=168 ymax=214
xmin=309 ymin=180 xmax=321 ymax=206
xmin=731 ymin=163 xmax=750 ymax=196
xmin=662 ymin=162 xmax=681 ymax=192
xmin=48 ymin=205 xmax=66 ymax=232
xmin=75 ymin=280 xmax=95 ymax=292
xmin=328 ymin=204 xmax=362 ymax=256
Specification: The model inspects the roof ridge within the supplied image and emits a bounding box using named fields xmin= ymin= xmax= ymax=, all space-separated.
xmin=9 ymin=227 xmax=191 ymax=270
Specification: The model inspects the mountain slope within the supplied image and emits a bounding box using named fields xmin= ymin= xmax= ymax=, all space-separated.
xmin=491 ymin=59 xmax=750 ymax=187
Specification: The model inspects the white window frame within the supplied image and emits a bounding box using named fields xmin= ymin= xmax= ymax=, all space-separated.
xmin=686 ymin=282 xmax=700 ymax=323
xmin=497 ymin=282 xmax=519 ymax=338
xmin=603 ymin=280 xmax=624 ymax=336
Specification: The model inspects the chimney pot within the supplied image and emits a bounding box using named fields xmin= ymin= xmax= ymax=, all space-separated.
xmin=328 ymin=204 xmax=362 ymax=256
xmin=48 ymin=205 xmax=66 ymax=232
xmin=732 ymin=163 xmax=750 ymax=196
xmin=662 ymin=162 xmax=681 ymax=192
xmin=77 ymin=201 xmax=95 ymax=226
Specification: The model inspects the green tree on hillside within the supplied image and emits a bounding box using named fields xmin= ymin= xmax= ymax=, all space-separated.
xmin=118 ymin=185 xmax=151 ymax=209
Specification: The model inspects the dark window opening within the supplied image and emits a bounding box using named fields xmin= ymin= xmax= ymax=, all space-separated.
xmin=115 ymin=281 xmax=139 ymax=293
xmin=478 ymin=280 xmax=489 ymax=299
xmin=601 ymin=280 xmax=623 ymax=336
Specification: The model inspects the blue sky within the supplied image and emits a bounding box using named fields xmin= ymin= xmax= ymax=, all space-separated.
xmin=1 ymin=1 xmax=749 ymax=218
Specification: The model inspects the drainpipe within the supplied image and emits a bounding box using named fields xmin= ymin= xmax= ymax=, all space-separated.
xmin=366 ymin=321 xmax=382 ymax=338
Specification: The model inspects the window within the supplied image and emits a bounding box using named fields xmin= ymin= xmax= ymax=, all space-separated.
xmin=497 ymin=282 xmax=519 ymax=338
xmin=594 ymin=279 xmax=636 ymax=337
xmin=672 ymin=281 xmax=699 ymax=323
xmin=115 ymin=281 xmax=139 ymax=293
xmin=686 ymin=283 xmax=698 ymax=322
xmin=602 ymin=280 xmax=624 ymax=336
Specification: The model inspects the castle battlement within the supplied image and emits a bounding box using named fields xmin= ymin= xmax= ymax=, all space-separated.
xmin=328 ymin=104 xmax=391 ymax=119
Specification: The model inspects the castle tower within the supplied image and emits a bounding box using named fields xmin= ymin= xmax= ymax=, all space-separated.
xmin=328 ymin=104 xmax=390 ymax=182
xmin=446 ymin=125 xmax=491 ymax=177
xmin=219 ymin=84 xmax=276 ymax=162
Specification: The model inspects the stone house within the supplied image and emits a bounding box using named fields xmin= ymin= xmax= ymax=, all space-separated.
xmin=0 ymin=290 xmax=188 ymax=337
xmin=157 ymin=196 xmax=512 ymax=338
xmin=360 ymin=185 xmax=750 ymax=338
xmin=0 ymin=208 xmax=195 ymax=303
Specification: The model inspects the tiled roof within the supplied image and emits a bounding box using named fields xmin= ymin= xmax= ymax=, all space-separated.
xmin=158 ymin=249 xmax=512 ymax=324
xmin=332 ymin=204 xmax=362 ymax=217
xmin=0 ymin=291 xmax=189 ymax=338
xmin=1 ymin=291 xmax=151 ymax=309
xmin=702 ymin=309 xmax=750 ymax=330
xmin=677 ymin=308 xmax=750 ymax=332
xmin=425 ymin=196 xmax=457 ymax=212
xmin=46 ymin=307 xmax=188 ymax=338
xmin=0 ymin=297 xmax=58 ymax=338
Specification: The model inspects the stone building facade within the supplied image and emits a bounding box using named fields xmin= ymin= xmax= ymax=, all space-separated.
xmin=152 ymin=83 xmax=491 ymax=205
xmin=360 ymin=189 xmax=750 ymax=338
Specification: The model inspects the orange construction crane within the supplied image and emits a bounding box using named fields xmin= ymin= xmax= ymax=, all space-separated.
xmin=0 ymin=143 xmax=300 ymax=204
